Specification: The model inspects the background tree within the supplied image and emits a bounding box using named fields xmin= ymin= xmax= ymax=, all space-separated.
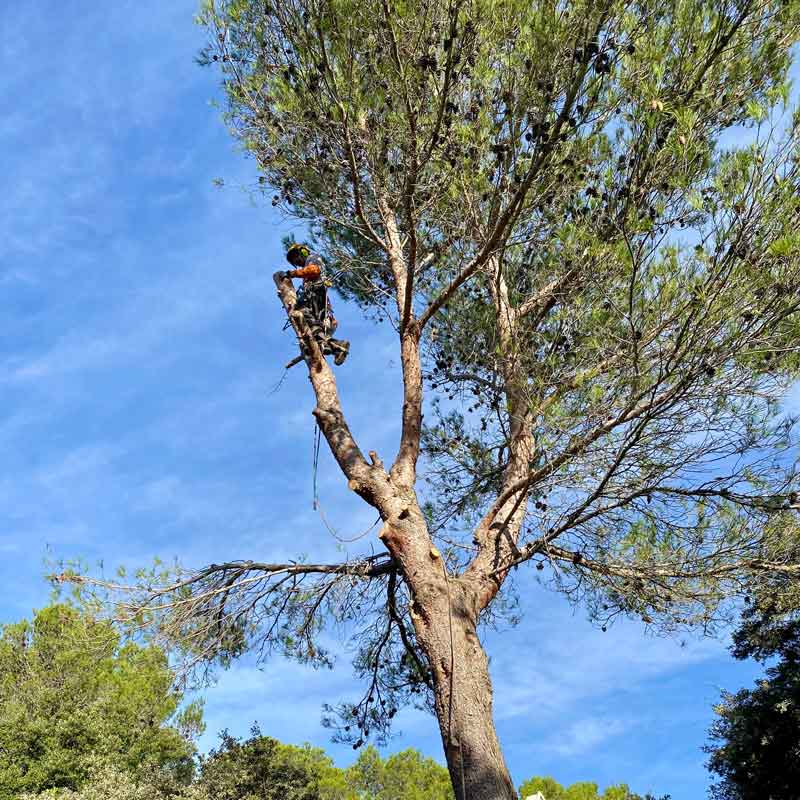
xmin=519 ymin=777 xmax=670 ymax=800
xmin=345 ymin=745 xmax=454 ymax=799
xmin=63 ymin=0 xmax=800 ymax=798
xmin=19 ymin=759 xmax=208 ymax=800
xmin=17 ymin=731 xmax=456 ymax=800
xmin=193 ymin=725 xmax=347 ymax=800
xmin=517 ymin=776 xmax=652 ymax=800
xmin=704 ymin=526 xmax=800 ymax=800
xmin=0 ymin=604 xmax=203 ymax=799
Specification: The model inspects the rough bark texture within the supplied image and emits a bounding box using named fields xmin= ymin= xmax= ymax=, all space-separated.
xmin=411 ymin=569 xmax=518 ymax=800
xmin=465 ymin=254 xmax=536 ymax=609
xmin=381 ymin=506 xmax=517 ymax=800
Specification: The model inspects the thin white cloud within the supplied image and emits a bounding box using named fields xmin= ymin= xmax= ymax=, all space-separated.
xmin=2 ymin=247 xmax=265 ymax=384
xmin=539 ymin=717 xmax=631 ymax=758
xmin=199 ymin=641 xmax=354 ymax=746
xmin=491 ymin=596 xmax=722 ymax=724
xmin=34 ymin=444 xmax=122 ymax=488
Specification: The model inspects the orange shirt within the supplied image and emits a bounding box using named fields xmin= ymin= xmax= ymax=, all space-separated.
xmin=293 ymin=262 xmax=322 ymax=282
xmin=293 ymin=252 xmax=324 ymax=283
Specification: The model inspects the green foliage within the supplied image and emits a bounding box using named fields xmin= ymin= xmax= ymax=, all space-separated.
xmin=17 ymin=734 xmax=457 ymax=800
xmin=705 ymin=558 xmax=800 ymax=800
xmin=194 ymin=0 xmax=800 ymax=610
xmin=517 ymin=776 xmax=668 ymax=800
xmin=0 ymin=605 xmax=202 ymax=800
xmin=19 ymin=759 xmax=207 ymax=800
xmin=518 ymin=776 xmax=639 ymax=800
xmin=194 ymin=725 xmax=348 ymax=800
xmin=193 ymin=732 xmax=454 ymax=800
xmin=345 ymin=745 xmax=454 ymax=799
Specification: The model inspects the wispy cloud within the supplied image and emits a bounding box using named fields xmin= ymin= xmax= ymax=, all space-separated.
xmin=539 ymin=717 xmax=632 ymax=759
xmin=492 ymin=597 xmax=721 ymax=724
xmin=2 ymin=255 xmax=264 ymax=384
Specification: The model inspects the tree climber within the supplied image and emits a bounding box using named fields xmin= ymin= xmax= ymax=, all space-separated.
xmin=283 ymin=243 xmax=350 ymax=366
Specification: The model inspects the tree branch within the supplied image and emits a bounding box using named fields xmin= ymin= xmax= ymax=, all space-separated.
xmin=273 ymin=272 xmax=382 ymax=501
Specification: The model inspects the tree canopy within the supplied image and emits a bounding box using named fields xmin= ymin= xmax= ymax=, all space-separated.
xmin=0 ymin=604 xmax=203 ymax=799
xmin=346 ymin=745 xmax=454 ymax=799
xmin=192 ymin=730 xmax=455 ymax=800
xmin=19 ymin=761 xmax=206 ymax=800
xmin=64 ymin=0 xmax=800 ymax=797
xmin=193 ymin=725 xmax=347 ymax=800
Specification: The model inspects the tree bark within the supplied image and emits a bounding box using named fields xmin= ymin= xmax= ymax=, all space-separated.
xmin=406 ymin=565 xmax=517 ymax=800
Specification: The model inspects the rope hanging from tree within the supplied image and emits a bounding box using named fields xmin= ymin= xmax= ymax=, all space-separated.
xmin=312 ymin=422 xmax=322 ymax=510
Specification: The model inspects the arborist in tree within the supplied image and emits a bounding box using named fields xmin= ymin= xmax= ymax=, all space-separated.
xmin=283 ymin=242 xmax=350 ymax=366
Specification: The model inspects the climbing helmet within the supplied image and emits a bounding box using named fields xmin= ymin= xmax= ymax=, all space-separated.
xmin=286 ymin=242 xmax=310 ymax=266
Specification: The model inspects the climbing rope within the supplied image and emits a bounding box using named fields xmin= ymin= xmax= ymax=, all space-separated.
xmin=318 ymin=507 xmax=381 ymax=543
xmin=310 ymin=425 xmax=379 ymax=541
xmin=312 ymin=422 xmax=322 ymax=510
xmin=267 ymin=366 xmax=291 ymax=395
xmin=440 ymin=555 xmax=466 ymax=800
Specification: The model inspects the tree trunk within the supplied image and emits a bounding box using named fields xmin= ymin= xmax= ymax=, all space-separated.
xmin=409 ymin=577 xmax=517 ymax=800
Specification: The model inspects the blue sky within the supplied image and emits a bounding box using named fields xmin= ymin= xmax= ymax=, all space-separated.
xmin=0 ymin=3 xmax=776 ymax=797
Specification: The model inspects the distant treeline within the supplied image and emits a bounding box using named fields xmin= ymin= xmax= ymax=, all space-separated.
xmin=1 ymin=603 xmax=664 ymax=799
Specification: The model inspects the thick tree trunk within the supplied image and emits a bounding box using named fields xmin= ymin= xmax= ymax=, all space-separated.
xmin=409 ymin=576 xmax=517 ymax=800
